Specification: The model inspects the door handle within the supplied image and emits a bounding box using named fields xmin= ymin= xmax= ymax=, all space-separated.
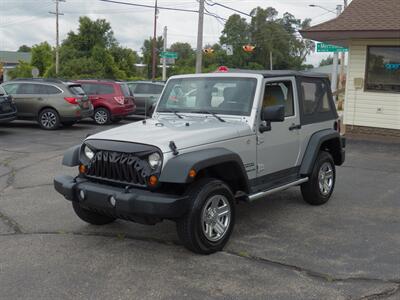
xmin=289 ymin=123 xmax=301 ymax=131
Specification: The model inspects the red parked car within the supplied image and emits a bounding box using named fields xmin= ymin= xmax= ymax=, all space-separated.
xmin=75 ymin=80 xmax=136 ymax=125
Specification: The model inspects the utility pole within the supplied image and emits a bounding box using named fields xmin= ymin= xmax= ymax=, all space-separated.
xmin=162 ymin=26 xmax=167 ymax=81
xmin=339 ymin=0 xmax=348 ymax=90
xmin=195 ymin=0 xmax=205 ymax=73
xmin=331 ymin=4 xmax=342 ymax=100
xmin=151 ymin=0 xmax=158 ymax=80
xmin=49 ymin=0 xmax=65 ymax=76
xmin=269 ymin=51 xmax=273 ymax=70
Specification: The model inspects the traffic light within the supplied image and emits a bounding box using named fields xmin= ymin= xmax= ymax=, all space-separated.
xmin=243 ymin=44 xmax=255 ymax=53
xmin=203 ymin=48 xmax=214 ymax=54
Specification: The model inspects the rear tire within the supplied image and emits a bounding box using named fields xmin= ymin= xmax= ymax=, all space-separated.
xmin=93 ymin=107 xmax=111 ymax=125
xmin=72 ymin=201 xmax=116 ymax=225
xmin=38 ymin=108 xmax=60 ymax=130
xmin=177 ymin=178 xmax=235 ymax=254
xmin=301 ymin=151 xmax=336 ymax=205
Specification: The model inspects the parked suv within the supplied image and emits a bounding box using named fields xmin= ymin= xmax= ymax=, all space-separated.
xmin=0 ymin=86 xmax=17 ymax=123
xmin=55 ymin=70 xmax=345 ymax=254
xmin=126 ymin=81 xmax=164 ymax=116
xmin=1 ymin=79 xmax=93 ymax=130
xmin=76 ymin=80 xmax=136 ymax=125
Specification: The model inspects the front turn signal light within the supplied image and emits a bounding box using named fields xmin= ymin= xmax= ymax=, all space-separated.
xmin=148 ymin=175 xmax=158 ymax=187
xmin=79 ymin=164 xmax=86 ymax=174
xmin=188 ymin=169 xmax=197 ymax=178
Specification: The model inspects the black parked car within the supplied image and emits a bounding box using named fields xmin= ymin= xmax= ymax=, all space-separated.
xmin=0 ymin=86 xmax=17 ymax=123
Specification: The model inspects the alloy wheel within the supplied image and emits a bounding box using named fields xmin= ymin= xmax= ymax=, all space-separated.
xmin=40 ymin=111 xmax=57 ymax=129
xmin=318 ymin=162 xmax=334 ymax=196
xmin=201 ymin=195 xmax=231 ymax=242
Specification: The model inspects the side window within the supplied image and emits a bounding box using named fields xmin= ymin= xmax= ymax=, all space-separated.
xmin=134 ymin=83 xmax=150 ymax=94
xmin=81 ymin=83 xmax=95 ymax=95
xmin=263 ymin=81 xmax=294 ymax=117
xmin=300 ymin=79 xmax=331 ymax=115
xmin=16 ymin=83 xmax=40 ymax=95
xmin=40 ymin=84 xmax=62 ymax=94
xmin=3 ymin=84 xmax=19 ymax=94
xmin=153 ymin=84 xmax=164 ymax=94
xmin=96 ymin=84 xmax=115 ymax=94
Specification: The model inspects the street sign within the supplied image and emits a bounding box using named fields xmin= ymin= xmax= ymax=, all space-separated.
xmin=160 ymin=51 xmax=178 ymax=59
xmin=316 ymin=43 xmax=348 ymax=53
xmin=160 ymin=58 xmax=175 ymax=65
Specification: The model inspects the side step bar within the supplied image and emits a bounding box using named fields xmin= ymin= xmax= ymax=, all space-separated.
xmin=248 ymin=177 xmax=309 ymax=202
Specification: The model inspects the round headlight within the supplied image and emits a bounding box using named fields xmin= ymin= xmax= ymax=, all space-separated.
xmin=148 ymin=152 xmax=161 ymax=169
xmin=84 ymin=145 xmax=95 ymax=160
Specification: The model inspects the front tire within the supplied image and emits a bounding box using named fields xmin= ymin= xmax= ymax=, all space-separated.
xmin=93 ymin=107 xmax=111 ymax=125
xmin=301 ymin=151 xmax=336 ymax=205
xmin=72 ymin=201 xmax=116 ymax=225
xmin=38 ymin=108 xmax=60 ymax=130
xmin=177 ymin=178 xmax=235 ymax=254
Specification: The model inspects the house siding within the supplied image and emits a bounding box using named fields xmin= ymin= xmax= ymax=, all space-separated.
xmin=343 ymin=39 xmax=400 ymax=130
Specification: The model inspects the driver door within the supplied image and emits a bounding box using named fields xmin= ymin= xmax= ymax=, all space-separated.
xmin=256 ymin=77 xmax=301 ymax=185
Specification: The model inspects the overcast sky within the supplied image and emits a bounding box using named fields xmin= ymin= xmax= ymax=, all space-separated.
xmin=0 ymin=0 xmax=349 ymax=66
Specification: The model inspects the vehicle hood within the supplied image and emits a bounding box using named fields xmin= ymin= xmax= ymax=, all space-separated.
xmin=86 ymin=115 xmax=252 ymax=153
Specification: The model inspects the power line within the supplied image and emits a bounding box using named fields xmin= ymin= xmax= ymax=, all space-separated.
xmin=99 ymin=0 xmax=225 ymax=22
xmin=205 ymin=0 xmax=251 ymax=17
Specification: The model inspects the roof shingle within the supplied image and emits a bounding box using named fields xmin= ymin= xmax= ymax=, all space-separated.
xmin=304 ymin=0 xmax=400 ymax=32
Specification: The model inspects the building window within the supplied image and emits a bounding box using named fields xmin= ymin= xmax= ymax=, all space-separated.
xmin=365 ymin=46 xmax=400 ymax=93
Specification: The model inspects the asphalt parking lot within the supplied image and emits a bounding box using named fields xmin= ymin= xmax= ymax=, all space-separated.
xmin=0 ymin=120 xmax=399 ymax=300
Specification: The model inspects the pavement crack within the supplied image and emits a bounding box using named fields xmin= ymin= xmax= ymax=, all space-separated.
xmin=0 ymin=210 xmax=23 ymax=234
xmin=12 ymin=183 xmax=54 ymax=190
xmin=356 ymin=283 xmax=400 ymax=300
xmin=0 ymin=230 xmax=180 ymax=247
xmin=224 ymin=250 xmax=400 ymax=286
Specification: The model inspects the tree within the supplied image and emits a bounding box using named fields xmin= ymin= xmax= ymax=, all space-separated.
xmin=31 ymin=42 xmax=53 ymax=76
xmin=51 ymin=16 xmax=138 ymax=79
xmin=8 ymin=61 xmax=33 ymax=79
xmin=319 ymin=56 xmax=333 ymax=66
xmin=17 ymin=45 xmax=31 ymax=52
xmin=141 ymin=36 xmax=164 ymax=79
xmin=219 ymin=7 xmax=314 ymax=71
xmin=219 ymin=14 xmax=251 ymax=68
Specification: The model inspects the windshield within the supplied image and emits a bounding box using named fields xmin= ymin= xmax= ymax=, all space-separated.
xmin=157 ymin=77 xmax=257 ymax=116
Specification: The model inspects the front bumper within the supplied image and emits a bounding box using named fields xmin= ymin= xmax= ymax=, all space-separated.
xmin=0 ymin=111 xmax=17 ymax=123
xmin=54 ymin=175 xmax=188 ymax=220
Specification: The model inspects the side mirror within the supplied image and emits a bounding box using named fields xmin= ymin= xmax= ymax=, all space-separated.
xmin=260 ymin=105 xmax=285 ymax=133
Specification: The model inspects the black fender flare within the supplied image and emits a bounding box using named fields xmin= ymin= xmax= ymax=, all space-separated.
xmin=62 ymin=145 xmax=81 ymax=167
xmin=300 ymin=129 xmax=344 ymax=175
xmin=159 ymin=148 xmax=250 ymax=193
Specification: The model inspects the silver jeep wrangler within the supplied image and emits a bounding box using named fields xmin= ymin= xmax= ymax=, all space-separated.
xmin=54 ymin=70 xmax=345 ymax=254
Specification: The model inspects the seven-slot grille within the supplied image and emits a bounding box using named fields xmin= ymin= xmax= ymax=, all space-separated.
xmin=86 ymin=151 xmax=152 ymax=186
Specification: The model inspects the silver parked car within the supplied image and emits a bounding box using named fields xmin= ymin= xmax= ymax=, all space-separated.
xmin=126 ymin=81 xmax=164 ymax=116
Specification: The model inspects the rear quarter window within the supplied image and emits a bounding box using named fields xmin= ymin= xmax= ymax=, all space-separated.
xmin=119 ymin=84 xmax=132 ymax=97
xmin=69 ymin=85 xmax=86 ymax=95
xmin=40 ymin=84 xmax=62 ymax=94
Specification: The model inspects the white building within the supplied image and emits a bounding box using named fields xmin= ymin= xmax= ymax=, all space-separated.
xmin=301 ymin=0 xmax=400 ymax=136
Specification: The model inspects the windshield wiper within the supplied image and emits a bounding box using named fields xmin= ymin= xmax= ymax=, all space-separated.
xmin=158 ymin=109 xmax=183 ymax=119
xmin=193 ymin=111 xmax=225 ymax=122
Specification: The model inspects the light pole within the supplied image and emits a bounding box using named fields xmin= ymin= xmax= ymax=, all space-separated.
xmin=309 ymin=3 xmax=343 ymax=100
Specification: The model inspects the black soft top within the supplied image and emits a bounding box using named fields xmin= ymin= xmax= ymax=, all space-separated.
xmin=221 ymin=68 xmax=329 ymax=79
